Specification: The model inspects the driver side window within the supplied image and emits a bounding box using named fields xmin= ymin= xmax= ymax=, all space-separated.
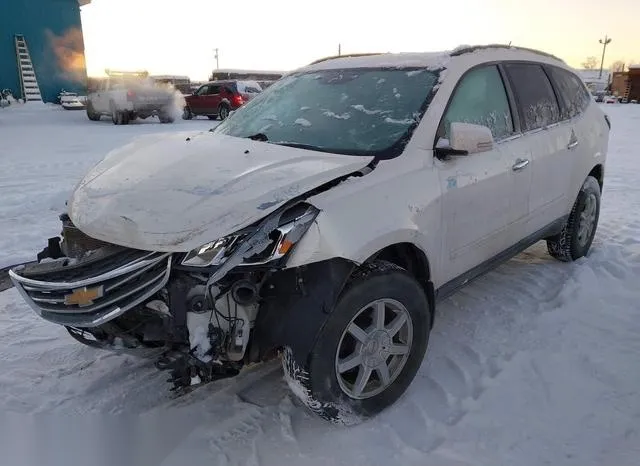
xmin=442 ymin=65 xmax=515 ymax=142
xmin=196 ymin=85 xmax=209 ymax=96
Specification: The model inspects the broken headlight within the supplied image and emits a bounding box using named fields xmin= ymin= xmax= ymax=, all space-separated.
xmin=181 ymin=204 xmax=319 ymax=268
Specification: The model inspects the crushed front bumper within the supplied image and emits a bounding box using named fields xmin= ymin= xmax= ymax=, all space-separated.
xmin=9 ymin=250 xmax=171 ymax=328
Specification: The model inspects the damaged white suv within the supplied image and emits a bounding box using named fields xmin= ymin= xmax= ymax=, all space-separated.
xmin=10 ymin=45 xmax=609 ymax=424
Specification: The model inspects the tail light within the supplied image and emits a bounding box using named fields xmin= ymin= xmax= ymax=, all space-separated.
xmin=126 ymin=90 xmax=136 ymax=101
xmin=232 ymin=94 xmax=244 ymax=106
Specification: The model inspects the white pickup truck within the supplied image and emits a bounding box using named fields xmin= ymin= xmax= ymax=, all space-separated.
xmin=85 ymin=70 xmax=176 ymax=125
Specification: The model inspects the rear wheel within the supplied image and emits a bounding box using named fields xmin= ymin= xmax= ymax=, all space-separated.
xmin=111 ymin=104 xmax=127 ymax=125
xmin=218 ymin=104 xmax=230 ymax=120
xmin=547 ymin=175 xmax=601 ymax=261
xmin=283 ymin=261 xmax=431 ymax=425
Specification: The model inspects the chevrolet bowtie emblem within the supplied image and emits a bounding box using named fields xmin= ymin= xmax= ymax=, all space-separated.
xmin=64 ymin=285 xmax=104 ymax=307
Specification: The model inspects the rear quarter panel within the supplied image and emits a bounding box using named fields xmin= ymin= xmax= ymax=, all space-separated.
xmin=569 ymin=101 xmax=608 ymax=205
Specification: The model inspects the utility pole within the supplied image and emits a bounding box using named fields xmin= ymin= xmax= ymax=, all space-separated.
xmin=598 ymin=35 xmax=612 ymax=79
xmin=214 ymin=48 xmax=219 ymax=70
xmin=338 ymin=43 xmax=341 ymax=56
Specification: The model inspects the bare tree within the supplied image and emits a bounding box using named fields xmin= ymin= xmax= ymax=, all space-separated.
xmin=610 ymin=60 xmax=626 ymax=72
xmin=582 ymin=56 xmax=598 ymax=70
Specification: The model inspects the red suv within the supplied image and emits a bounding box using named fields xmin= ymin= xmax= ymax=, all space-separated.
xmin=182 ymin=80 xmax=262 ymax=120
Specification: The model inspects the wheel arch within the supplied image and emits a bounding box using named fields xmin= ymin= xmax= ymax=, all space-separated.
xmin=364 ymin=242 xmax=435 ymax=327
xmin=588 ymin=164 xmax=604 ymax=191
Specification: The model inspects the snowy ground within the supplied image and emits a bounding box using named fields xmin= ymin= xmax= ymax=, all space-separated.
xmin=1 ymin=103 xmax=639 ymax=466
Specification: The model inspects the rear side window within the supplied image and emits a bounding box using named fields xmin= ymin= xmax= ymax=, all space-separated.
xmin=441 ymin=65 xmax=514 ymax=141
xmin=504 ymin=63 xmax=560 ymax=131
xmin=547 ymin=66 xmax=591 ymax=119
xmin=209 ymin=85 xmax=221 ymax=95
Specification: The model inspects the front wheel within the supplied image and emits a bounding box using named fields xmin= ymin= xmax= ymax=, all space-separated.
xmin=547 ymin=175 xmax=601 ymax=261
xmin=283 ymin=261 xmax=431 ymax=425
xmin=86 ymin=101 xmax=100 ymax=121
xmin=159 ymin=112 xmax=174 ymax=124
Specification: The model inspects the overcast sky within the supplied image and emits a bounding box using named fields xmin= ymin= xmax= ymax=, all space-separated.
xmin=80 ymin=0 xmax=639 ymax=80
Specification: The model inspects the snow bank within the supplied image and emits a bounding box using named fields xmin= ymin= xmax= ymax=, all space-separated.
xmin=0 ymin=104 xmax=639 ymax=466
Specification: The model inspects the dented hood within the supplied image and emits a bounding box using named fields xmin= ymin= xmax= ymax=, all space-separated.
xmin=68 ymin=131 xmax=373 ymax=251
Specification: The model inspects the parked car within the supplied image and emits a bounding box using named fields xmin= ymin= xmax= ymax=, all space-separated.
xmin=9 ymin=46 xmax=608 ymax=425
xmin=85 ymin=70 xmax=176 ymax=125
xmin=182 ymin=80 xmax=262 ymax=120
xmin=604 ymin=95 xmax=617 ymax=103
xmin=58 ymin=91 xmax=86 ymax=110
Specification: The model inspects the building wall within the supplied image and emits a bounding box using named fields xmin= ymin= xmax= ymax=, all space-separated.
xmin=0 ymin=0 xmax=88 ymax=103
xmin=611 ymin=70 xmax=640 ymax=100
xmin=611 ymin=72 xmax=628 ymax=97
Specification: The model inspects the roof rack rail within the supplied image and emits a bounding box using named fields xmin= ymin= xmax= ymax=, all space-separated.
xmin=308 ymin=52 xmax=386 ymax=66
xmin=450 ymin=44 xmax=565 ymax=63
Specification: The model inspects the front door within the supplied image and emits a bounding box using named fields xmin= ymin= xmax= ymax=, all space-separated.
xmin=436 ymin=64 xmax=532 ymax=283
xmin=189 ymin=85 xmax=210 ymax=115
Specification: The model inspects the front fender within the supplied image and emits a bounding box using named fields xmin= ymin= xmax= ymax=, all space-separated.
xmin=286 ymin=213 xmax=437 ymax=281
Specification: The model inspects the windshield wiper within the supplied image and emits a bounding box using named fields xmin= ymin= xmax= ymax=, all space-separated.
xmin=270 ymin=141 xmax=325 ymax=151
xmin=246 ymin=133 xmax=269 ymax=141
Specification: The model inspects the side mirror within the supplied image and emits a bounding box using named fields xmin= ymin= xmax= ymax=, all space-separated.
xmin=435 ymin=122 xmax=494 ymax=159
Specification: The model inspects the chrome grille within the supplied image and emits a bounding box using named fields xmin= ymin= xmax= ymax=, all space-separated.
xmin=9 ymin=251 xmax=171 ymax=328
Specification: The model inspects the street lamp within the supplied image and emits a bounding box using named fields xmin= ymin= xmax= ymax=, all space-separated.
xmin=599 ymin=35 xmax=612 ymax=79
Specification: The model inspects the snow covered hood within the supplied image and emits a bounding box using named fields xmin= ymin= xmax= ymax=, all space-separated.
xmin=68 ymin=131 xmax=373 ymax=251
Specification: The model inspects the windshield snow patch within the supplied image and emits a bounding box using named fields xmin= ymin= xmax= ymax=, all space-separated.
xmin=351 ymin=104 xmax=390 ymax=116
xmin=323 ymin=110 xmax=351 ymax=120
xmin=294 ymin=118 xmax=312 ymax=127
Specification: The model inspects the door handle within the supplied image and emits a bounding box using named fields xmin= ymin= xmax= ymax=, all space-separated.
xmin=567 ymin=140 xmax=579 ymax=150
xmin=512 ymin=159 xmax=530 ymax=171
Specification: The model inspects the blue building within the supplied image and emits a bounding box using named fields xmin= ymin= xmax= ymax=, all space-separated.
xmin=0 ymin=0 xmax=90 ymax=103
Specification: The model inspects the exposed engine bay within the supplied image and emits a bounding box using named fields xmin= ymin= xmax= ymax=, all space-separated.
xmin=9 ymin=200 xmax=332 ymax=394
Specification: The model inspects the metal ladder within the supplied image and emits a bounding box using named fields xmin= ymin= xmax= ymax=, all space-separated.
xmin=14 ymin=34 xmax=43 ymax=103
xmin=623 ymin=80 xmax=631 ymax=101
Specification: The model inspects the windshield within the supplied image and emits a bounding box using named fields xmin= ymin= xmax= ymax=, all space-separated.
xmin=213 ymin=68 xmax=440 ymax=156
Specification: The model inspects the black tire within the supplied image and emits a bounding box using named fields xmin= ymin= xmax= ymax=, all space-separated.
xmin=547 ymin=175 xmax=601 ymax=262
xmin=86 ymin=101 xmax=100 ymax=121
xmin=122 ymin=111 xmax=131 ymax=125
xmin=111 ymin=103 xmax=122 ymax=125
xmin=217 ymin=104 xmax=230 ymax=120
xmin=159 ymin=112 xmax=174 ymax=124
xmin=282 ymin=260 xmax=431 ymax=425
xmin=182 ymin=106 xmax=193 ymax=120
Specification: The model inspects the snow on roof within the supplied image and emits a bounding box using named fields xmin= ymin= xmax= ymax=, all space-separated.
xmin=151 ymin=75 xmax=190 ymax=81
xmin=301 ymin=46 xmax=565 ymax=73
xmin=576 ymin=69 xmax=610 ymax=82
xmin=302 ymin=52 xmax=450 ymax=72
xmin=629 ymin=64 xmax=640 ymax=69
xmin=213 ymin=69 xmax=285 ymax=75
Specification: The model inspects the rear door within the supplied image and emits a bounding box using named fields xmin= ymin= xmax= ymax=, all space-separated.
xmin=544 ymin=65 xmax=596 ymax=210
xmin=436 ymin=64 xmax=531 ymax=283
xmin=92 ymin=79 xmax=110 ymax=112
xmin=502 ymin=63 xmax=567 ymax=234
xmin=206 ymin=84 xmax=222 ymax=114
